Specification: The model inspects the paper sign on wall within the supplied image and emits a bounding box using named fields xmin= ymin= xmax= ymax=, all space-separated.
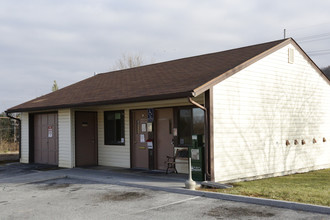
xmin=191 ymin=149 xmax=200 ymax=160
xmin=48 ymin=126 xmax=53 ymax=138
xmin=140 ymin=134 xmax=145 ymax=143
xmin=141 ymin=123 xmax=147 ymax=132
xmin=173 ymin=128 xmax=177 ymax=136
xmin=147 ymin=123 xmax=153 ymax=132
xmin=147 ymin=141 xmax=153 ymax=149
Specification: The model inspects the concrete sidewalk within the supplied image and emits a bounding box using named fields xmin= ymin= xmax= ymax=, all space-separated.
xmin=56 ymin=167 xmax=330 ymax=215
xmin=1 ymin=163 xmax=330 ymax=215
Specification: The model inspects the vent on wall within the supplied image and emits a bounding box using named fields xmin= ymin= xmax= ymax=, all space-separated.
xmin=288 ymin=48 xmax=294 ymax=64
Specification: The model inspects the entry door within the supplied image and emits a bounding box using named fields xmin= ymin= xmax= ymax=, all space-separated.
xmin=75 ymin=112 xmax=98 ymax=167
xmin=34 ymin=113 xmax=58 ymax=165
xmin=156 ymin=108 xmax=174 ymax=170
xmin=132 ymin=110 xmax=149 ymax=169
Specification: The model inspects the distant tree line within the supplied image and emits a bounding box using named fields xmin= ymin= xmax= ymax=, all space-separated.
xmin=321 ymin=66 xmax=330 ymax=78
xmin=0 ymin=112 xmax=20 ymax=144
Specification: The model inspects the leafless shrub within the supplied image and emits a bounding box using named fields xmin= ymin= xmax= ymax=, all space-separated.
xmin=0 ymin=141 xmax=19 ymax=153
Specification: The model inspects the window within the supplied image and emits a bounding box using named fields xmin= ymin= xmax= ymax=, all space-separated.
xmin=178 ymin=108 xmax=204 ymax=146
xmin=104 ymin=110 xmax=125 ymax=145
xmin=178 ymin=109 xmax=192 ymax=146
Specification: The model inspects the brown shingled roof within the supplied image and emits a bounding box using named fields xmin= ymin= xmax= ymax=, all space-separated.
xmin=7 ymin=38 xmax=290 ymax=113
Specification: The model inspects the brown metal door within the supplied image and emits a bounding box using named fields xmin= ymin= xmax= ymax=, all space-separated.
xmin=132 ymin=110 xmax=149 ymax=169
xmin=155 ymin=108 xmax=174 ymax=170
xmin=34 ymin=113 xmax=58 ymax=165
xmin=75 ymin=112 xmax=98 ymax=167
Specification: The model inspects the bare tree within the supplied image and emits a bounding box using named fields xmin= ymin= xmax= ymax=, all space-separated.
xmin=0 ymin=112 xmax=20 ymax=152
xmin=112 ymin=54 xmax=145 ymax=70
xmin=52 ymin=80 xmax=59 ymax=92
xmin=321 ymin=66 xmax=330 ymax=78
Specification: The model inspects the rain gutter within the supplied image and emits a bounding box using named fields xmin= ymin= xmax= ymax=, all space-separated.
xmin=188 ymin=96 xmax=211 ymax=181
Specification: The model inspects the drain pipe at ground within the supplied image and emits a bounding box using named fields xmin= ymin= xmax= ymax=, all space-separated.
xmin=185 ymin=158 xmax=196 ymax=189
xmin=5 ymin=111 xmax=21 ymax=160
xmin=188 ymin=97 xmax=211 ymax=181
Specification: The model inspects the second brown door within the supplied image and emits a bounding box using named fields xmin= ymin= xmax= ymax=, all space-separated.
xmin=155 ymin=108 xmax=174 ymax=170
xmin=75 ymin=111 xmax=98 ymax=167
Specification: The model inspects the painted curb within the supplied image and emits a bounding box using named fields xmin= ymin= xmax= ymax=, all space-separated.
xmin=121 ymin=182 xmax=330 ymax=215
xmin=65 ymin=173 xmax=330 ymax=215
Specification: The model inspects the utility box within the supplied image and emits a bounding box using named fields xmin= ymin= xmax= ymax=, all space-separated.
xmin=190 ymin=135 xmax=204 ymax=181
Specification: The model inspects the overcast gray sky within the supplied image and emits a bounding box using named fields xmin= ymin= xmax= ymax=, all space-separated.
xmin=1 ymin=0 xmax=330 ymax=113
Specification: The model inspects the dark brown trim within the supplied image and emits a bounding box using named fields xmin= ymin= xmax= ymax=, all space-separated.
xmin=94 ymin=111 xmax=98 ymax=166
xmin=28 ymin=113 xmax=34 ymax=163
xmin=173 ymin=107 xmax=179 ymax=147
xmin=192 ymin=39 xmax=293 ymax=97
xmin=129 ymin=110 xmax=134 ymax=169
xmin=7 ymin=91 xmax=193 ymax=113
xmin=31 ymin=111 xmax=58 ymax=115
xmin=207 ymin=88 xmax=215 ymax=181
xmin=153 ymin=109 xmax=159 ymax=170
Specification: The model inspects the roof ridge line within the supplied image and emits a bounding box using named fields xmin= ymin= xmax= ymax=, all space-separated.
xmin=98 ymin=38 xmax=289 ymax=76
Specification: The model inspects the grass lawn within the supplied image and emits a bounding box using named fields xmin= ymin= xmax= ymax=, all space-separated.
xmin=204 ymin=169 xmax=330 ymax=207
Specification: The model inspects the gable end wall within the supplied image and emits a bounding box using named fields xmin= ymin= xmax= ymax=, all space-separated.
xmin=213 ymin=43 xmax=330 ymax=182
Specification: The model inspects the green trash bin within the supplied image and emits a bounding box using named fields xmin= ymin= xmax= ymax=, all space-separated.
xmin=190 ymin=135 xmax=204 ymax=181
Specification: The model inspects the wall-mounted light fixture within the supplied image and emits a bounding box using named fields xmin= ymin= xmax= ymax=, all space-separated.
xmin=323 ymin=137 xmax=327 ymax=142
xmin=286 ymin=140 xmax=290 ymax=146
xmin=302 ymin=140 xmax=306 ymax=145
xmin=294 ymin=140 xmax=298 ymax=145
xmin=313 ymin=138 xmax=317 ymax=144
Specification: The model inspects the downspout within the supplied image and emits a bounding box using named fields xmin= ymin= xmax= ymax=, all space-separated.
xmin=188 ymin=96 xmax=211 ymax=181
xmin=5 ymin=111 xmax=21 ymax=160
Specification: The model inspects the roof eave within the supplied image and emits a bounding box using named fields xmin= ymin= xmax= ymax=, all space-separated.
xmin=6 ymin=91 xmax=194 ymax=113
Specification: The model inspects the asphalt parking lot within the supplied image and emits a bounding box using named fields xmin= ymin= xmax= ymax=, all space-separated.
xmin=0 ymin=163 xmax=329 ymax=220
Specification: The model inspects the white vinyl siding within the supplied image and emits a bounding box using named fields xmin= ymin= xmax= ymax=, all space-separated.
xmin=98 ymin=109 xmax=130 ymax=168
xmin=213 ymin=43 xmax=330 ymax=182
xmin=20 ymin=112 xmax=29 ymax=163
xmin=95 ymin=97 xmax=204 ymax=169
xmin=58 ymin=109 xmax=75 ymax=168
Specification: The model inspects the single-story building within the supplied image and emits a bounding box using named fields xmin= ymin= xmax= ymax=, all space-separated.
xmin=6 ymin=38 xmax=330 ymax=182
